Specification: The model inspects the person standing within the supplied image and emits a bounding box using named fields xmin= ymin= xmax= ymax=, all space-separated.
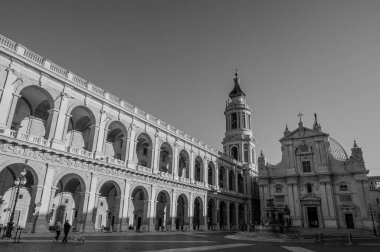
xmin=54 ymin=221 xmax=62 ymax=241
xmin=62 ymin=220 xmax=71 ymax=243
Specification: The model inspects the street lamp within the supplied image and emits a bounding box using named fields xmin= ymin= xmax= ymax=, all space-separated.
xmin=367 ymin=204 xmax=377 ymax=237
xmin=6 ymin=168 xmax=27 ymax=238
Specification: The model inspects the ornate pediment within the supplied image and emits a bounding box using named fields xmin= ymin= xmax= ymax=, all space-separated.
xmin=281 ymin=127 xmax=327 ymax=141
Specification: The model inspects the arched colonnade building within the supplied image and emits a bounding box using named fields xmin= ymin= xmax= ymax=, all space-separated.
xmin=0 ymin=34 xmax=259 ymax=233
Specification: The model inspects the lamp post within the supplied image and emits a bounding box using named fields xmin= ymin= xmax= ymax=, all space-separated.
xmin=6 ymin=168 xmax=27 ymax=238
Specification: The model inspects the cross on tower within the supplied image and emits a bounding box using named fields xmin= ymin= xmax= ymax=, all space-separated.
xmin=297 ymin=113 xmax=303 ymax=122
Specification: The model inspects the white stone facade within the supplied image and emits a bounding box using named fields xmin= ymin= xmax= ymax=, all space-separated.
xmin=258 ymin=115 xmax=373 ymax=230
xmin=0 ymin=34 xmax=258 ymax=233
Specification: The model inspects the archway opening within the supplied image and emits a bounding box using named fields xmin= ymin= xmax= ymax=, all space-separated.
xmin=207 ymin=199 xmax=216 ymax=230
xmin=229 ymin=203 xmax=236 ymax=230
xmin=194 ymin=156 xmax=203 ymax=182
xmin=159 ymin=143 xmax=172 ymax=174
xmin=219 ymin=201 xmax=226 ymax=230
xmin=0 ymin=164 xmax=37 ymax=231
xmin=105 ymin=121 xmax=127 ymax=161
xmin=96 ymin=182 xmax=120 ymax=231
xmin=11 ymin=86 xmax=54 ymax=140
xmin=176 ymin=194 xmax=188 ymax=231
xmin=136 ymin=134 xmax=153 ymax=168
xmin=219 ymin=166 xmax=225 ymax=188
xmin=208 ymin=162 xmax=214 ymax=186
xmin=193 ymin=197 xmax=203 ymax=230
xmin=130 ymin=187 xmax=148 ymax=231
xmin=178 ymin=150 xmax=189 ymax=178
xmin=65 ymin=106 xmax=96 ymax=152
xmin=51 ymin=174 xmax=85 ymax=231
xmin=155 ymin=191 xmax=170 ymax=231
xmin=229 ymin=170 xmax=235 ymax=191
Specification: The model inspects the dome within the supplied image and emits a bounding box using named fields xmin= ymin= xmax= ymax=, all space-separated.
xmin=229 ymin=73 xmax=246 ymax=99
xmin=329 ymin=137 xmax=348 ymax=161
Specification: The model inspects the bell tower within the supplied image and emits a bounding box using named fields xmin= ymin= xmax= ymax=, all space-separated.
xmin=222 ymin=71 xmax=256 ymax=171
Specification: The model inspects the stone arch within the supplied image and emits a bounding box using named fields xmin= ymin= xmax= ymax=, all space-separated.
xmin=64 ymin=105 xmax=97 ymax=152
xmin=0 ymin=163 xmax=39 ymax=231
xmin=193 ymin=196 xmax=203 ymax=230
xmin=158 ymin=142 xmax=173 ymax=174
xmin=129 ymin=185 xmax=149 ymax=231
xmin=95 ymin=180 xmax=122 ymax=231
xmin=178 ymin=149 xmax=189 ymax=179
xmin=104 ymin=120 xmax=128 ymax=161
xmin=50 ymin=173 xmax=87 ymax=231
xmin=176 ymin=193 xmax=188 ymax=231
xmin=208 ymin=161 xmax=215 ymax=186
xmin=135 ymin=133 xmax=153 ymax=168
xmin=194 ymin=156 xmax=203 ymax=182
xmin=10 ymin=85 xmax=55 ymax=140
xmin=155 ymin=190 xmax=171 ymax=230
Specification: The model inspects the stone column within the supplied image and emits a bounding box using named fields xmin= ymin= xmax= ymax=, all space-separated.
xmin=203 ymin=194 xmax=207 ymax=231
xmin=51 ymin=93 xmax=70 ymax=150
xmin=215 ymin=163 xmax=219 ymax=190
xmin=46 ymin=187 xmax=58 ymax=226
xmin=148 ymin=186 xmax=156 ymax=231
xmin=171 ymin=190 xmax=177 ymax=231
xmin=5 ymin=93 xmax=21 ymax=128
xmin=82 ymin=173 xmax=98 ymax=232
xmin=189 ymin=150 xmax=194 ymax=182
xmin=116 ymin=196 xmax=124 ymax=232
xmin=119 ymin=180 xmax=131 ymax=231
xmin=94 ymin=110 xmax=108 ymax=156
xmin=203 ymin=157 xmax=208 ymax=186
xmin=33 ymin=165 xmax=56 ymax=232
xmin=101 ymin=129 xmax=110 ymax=156
xmin=121 ymin=136 xmax=130 ymax=162
xmin=216 ymin=198 xmax=220 ymax=230
xmin=188 ymin=193 xmax=193 ymax=230
xmin=127 ymin=124 xmax=137 ymax=166
xmin=235 ymin=203 xmax=239 ymax=230
xmin=45 ymin=108 xmax=59 ymax=141
xmin=226 ymin=168 xmax=230 ymax=191
xmin=172 ymin=144 xmax=179 ymax=179
xmin=0 ymin=68 xmax=22 ymax=129
xmin=152 ymin=135 xmax=160 ymax=174
xmin=234 ymin=170 xmax=238 ymax=192
xmin=89 ymin=125 xmax=100 ymax=154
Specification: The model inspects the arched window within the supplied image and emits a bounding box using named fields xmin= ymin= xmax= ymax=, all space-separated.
xmin=194 ymin=157 xmax=202 ymax=182
xmin=208 ymin=163 xmax=214 ymax=185
xmin=231 ymin=146 xmax=238 ymax=160
xmin=231 ymin=113 xmax=237 ymax=129
xmin=238 ymin=174 xmax=244 ymax=193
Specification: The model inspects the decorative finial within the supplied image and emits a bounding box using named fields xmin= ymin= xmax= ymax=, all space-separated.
xmin=285 ymin=123 xmax=289 ymax=130
xmin=234 ymin=68 xmax=238 ymax=78
xmin=260 ymin=150 xmax=263 ymax=157
xmin=314 ymin=113 xmax=317 ymax=123
xmin=353 ymin=140 xmax=357 ymax=148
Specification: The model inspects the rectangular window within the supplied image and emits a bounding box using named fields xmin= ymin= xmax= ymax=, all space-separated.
xmin=302 ymin=161 xmax=311 ymax=173
xmin=275 ymin=186 xmax=282 ymax=193
xmin=339 ymin=194 xmax=352 ymax=202
xmin=237 ymin=113 xmax=241 ymax=128
xmin=231 ymin=113 xmax=237 ymax=129
xmin=248 ymin=115 xmax=251 ymax=129
xmin=244 ymin=144 xmax=249 ymax=162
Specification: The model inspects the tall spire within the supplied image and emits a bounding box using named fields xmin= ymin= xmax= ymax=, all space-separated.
xmin=284 ymin=123 xmax=290 ymax=136
xmin=229 ymin=69 xmax=246 ymax=98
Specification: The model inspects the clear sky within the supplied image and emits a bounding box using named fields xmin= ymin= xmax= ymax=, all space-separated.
xmin=1 ymin=0 xmax=379 ymax=175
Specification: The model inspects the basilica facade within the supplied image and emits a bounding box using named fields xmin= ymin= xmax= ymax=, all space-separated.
xmin=0 ymin=34 xmax=258 ymax=233
xmin=258 ymin=115 xmax=373 ymax=230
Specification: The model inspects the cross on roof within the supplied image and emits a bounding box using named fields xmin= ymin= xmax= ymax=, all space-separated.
xmin=297 ymin=113 xmax=303 ymax=122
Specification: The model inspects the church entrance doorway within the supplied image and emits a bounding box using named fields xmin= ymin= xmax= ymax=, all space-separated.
xmin=307 ymin=207 xmax=319 ymax=228
xmin=345 ymin=214 xmax=355 ymax=229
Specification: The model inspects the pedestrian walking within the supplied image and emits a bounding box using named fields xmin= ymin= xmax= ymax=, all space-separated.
xmin=54 ymin=221 xmax=62 ymax=241
xmin=62 ymin=220 xmax=71 ymax=243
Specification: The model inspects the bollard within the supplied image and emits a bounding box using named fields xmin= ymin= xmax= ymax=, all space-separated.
xmin=348 ymin=233 xmax=353 ymax=246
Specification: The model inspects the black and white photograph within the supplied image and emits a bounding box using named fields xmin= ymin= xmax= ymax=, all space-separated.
xmin=0 ymin=1 xmax=379 ymax=251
